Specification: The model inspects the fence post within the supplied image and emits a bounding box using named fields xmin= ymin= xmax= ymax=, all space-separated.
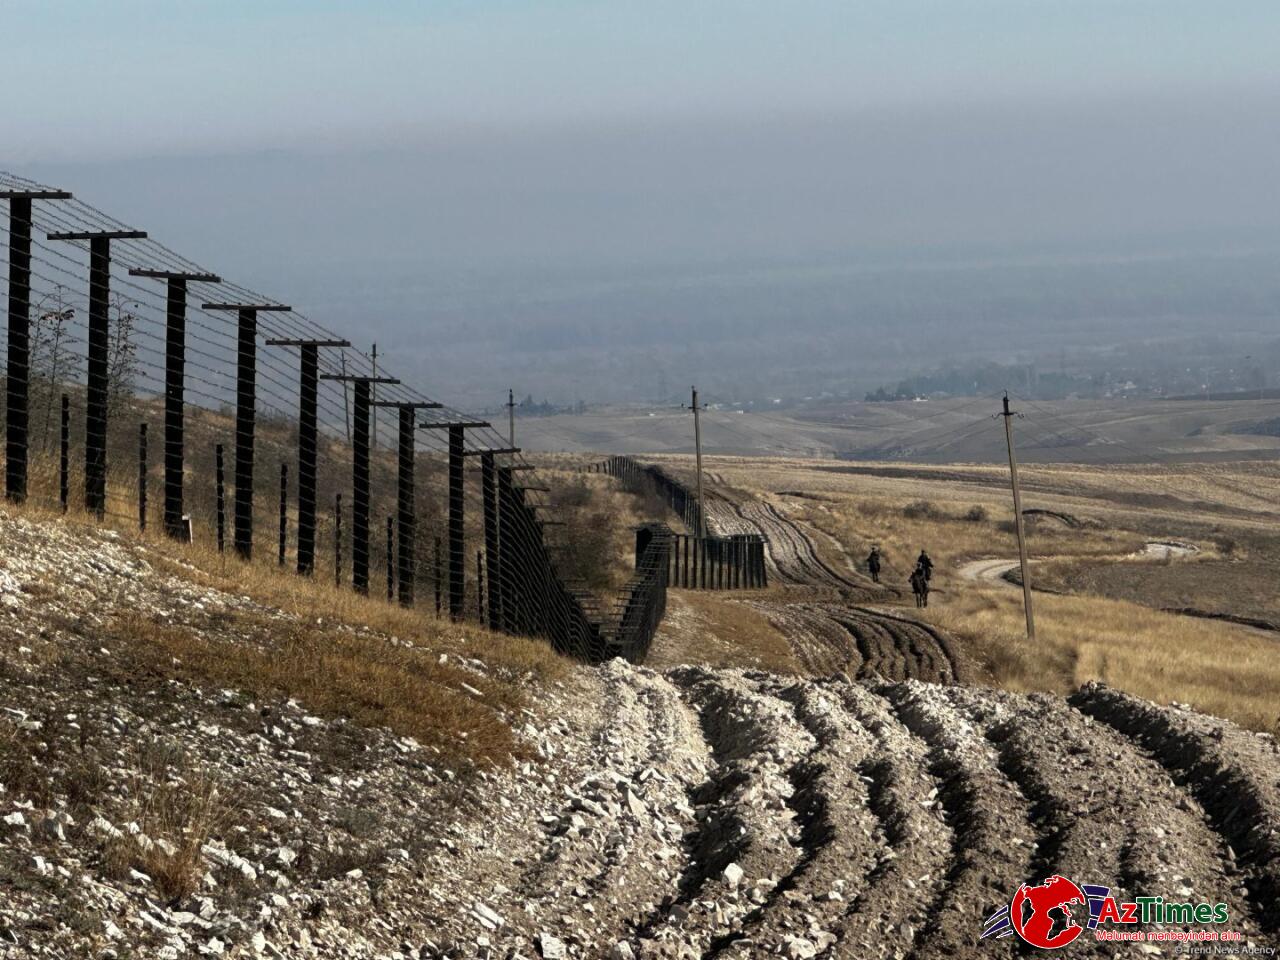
xmin=399 ymin=407 xmax=417 ymax=607
xmin=449 ymin=425 xmax=465 ymax=620
xmin=497 ymin=466 xmax=516 ymax=633
xmin=59 ymin=395 xmax=69 ymax=512
xmin=266 ymin=337 xmax=349 ymax=575
xmin=278 ymin=463 xmax=288 ymax=566
xmin=434 ymin=536 xmax=442 ymax=618
xmin=3 ymin=194 xmax=33 ymax=504
xmin=202 ymin=302 xmax=292 ymax=561
xmin=481 ymin=452 xmax=501 ymax=630
xmin=138 ymin=422 xmax=147 ymax=531
xmin=374 ymin=401 xmax=439 ymax=608
xmin=4 ymin=189 xmax=70 ymax=501
xmin=48 ymin=229 xmax=146 ymax=517
xmin=386 ymin=515 xmax=394 ymax=602
xmin=215 ymin=443 xmax=225 ymax=554
xmin=335 ymin=492 xmax=343 ymax=588
xmin=322 ymin=373 xmax=399 ymax=595
xmin=130 ymin=269 xmax=219 ymax=539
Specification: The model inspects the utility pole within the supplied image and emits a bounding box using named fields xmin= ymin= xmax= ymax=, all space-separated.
xmin=1001 ymin=392 xmax=1035 ymax=641
xmin=692 ymin=386 xmax=706 ymax=537
xmin=507 ymin=388 xmax=516 ymax=449
xmin=370 ymin=343 xmax=378 ymax=450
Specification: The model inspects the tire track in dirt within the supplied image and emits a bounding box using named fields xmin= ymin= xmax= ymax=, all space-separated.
xmin=818 ymin=681 xmax=953 ymax=958
xmin=633 ymin=667 xmax=817 ymax=954
xmin=705 ymin=485 xmax=966 ymax=686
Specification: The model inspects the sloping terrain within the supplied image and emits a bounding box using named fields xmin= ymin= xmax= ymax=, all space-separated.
xmin=3 ymin=508 xmax=1279 ymax=957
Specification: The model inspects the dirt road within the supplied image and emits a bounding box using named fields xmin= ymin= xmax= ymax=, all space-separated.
xmin=693 ymin=489 xmax=965 ymax=684
xmin=957 ymin=541 xmax=1200 ymax=586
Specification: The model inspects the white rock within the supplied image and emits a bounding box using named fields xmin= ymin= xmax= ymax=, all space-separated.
xmin=723 ymin=862 xmax=745 ymax=887
xmin=537 ymin=932 xmax=567 ymax=958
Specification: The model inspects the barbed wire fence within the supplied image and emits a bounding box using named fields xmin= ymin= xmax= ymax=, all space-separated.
xmin=591 ymin=455 xmax=767 ymax=590
xmin=0 ymin=172 xmax=671 ymax=664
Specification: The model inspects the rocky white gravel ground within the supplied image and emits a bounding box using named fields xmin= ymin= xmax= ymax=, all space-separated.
xmin=2 ymin=509 xmax=1279 ymax=958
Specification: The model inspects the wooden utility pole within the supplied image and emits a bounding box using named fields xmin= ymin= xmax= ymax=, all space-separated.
xmin=1001 ymin=393 xmax=1035 ymax=640
xmin=507 ymin=388 xmax=516 ymax=449
xmin=692 ymin=386 xmax=706 ymax=537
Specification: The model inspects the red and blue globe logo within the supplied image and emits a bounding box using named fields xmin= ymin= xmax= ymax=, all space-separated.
xmin=983 ymin=876 xmax=1112 ymax=949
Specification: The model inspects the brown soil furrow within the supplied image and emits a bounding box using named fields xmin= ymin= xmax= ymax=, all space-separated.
xmin=1071 ymin=682 xmax=1280 ymax=934
xmin=510 ymin=663 xmax=709 ymax=951
xmin=703 ymin=679 xmax=886 ymax=957
xmin=947 ymin=686 xmax=1263 ymax=947
xmin=820 ymin=682 xmax=954 ymax=958
xmin=634 ymin=668 xmax=817 ymax=954
xmin=884 ymin=681 xmax=1036 ymax=958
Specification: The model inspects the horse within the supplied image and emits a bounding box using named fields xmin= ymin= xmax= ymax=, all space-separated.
xmin=910 ymin=567 xmax=930 ymax=608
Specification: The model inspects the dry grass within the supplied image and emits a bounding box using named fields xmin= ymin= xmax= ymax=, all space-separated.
xmin=104 ymin=763 xmax=233 ymax=901
xmin=649 ymin=591 xmax=800 ymax=674
xmin=922 ymin=587 xmax=1280 ymax=733
xmin=8 ymin=483 xmax=571 ymax=771
xmin=101 ymin=610 xmax=540 ymax=768
xmin=651 ymin=453 xmax=1280 ymax=733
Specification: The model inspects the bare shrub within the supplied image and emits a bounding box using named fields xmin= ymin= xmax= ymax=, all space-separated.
xmin=964 ymin=505 xmax=989 ymax=523
xmin=103 ymin=761 xmax=233 ymax=901
xmin=902 ymin=499 xmax=942 ymax=520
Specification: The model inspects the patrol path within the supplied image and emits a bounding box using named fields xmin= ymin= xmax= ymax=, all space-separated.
xmin=697 ymin=488 xmax=966 ymax=684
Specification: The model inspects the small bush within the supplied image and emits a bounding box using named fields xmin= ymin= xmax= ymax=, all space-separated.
xmin=964 ymin=505 xmax=989 ymax=523
xmin=902 ymin=500 xmax=942 ymax=520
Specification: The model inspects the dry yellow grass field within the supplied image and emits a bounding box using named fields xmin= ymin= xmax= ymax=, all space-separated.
xmin=647 ymin=453 xmax=1280 ymax=734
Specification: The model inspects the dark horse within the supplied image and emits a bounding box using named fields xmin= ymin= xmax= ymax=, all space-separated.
xmin=910 ymin=566 xmax=930 ymax=607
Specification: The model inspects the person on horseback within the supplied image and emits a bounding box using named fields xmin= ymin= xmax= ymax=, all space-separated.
xmin=866 ymin=546 xmax=882 ymax=583
xmin=909 ymin=565 xmax=929 ymax=607
xmin=916 ymin=549 xmax=934 ymax=582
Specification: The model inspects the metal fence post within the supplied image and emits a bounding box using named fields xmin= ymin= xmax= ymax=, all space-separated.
xmin=481 ymin=452 xmax=501 ymax=630
xmin=335 ymin=492 xmax=343 ymax=588
xmin=59 ymin=395 xmax=69 ymax=512
xmin=202 ymin=302 xmax=292 ymax=561
xmin=49 ymin=229 xmax=146 ymax=517
xmin=322 ymin=374 xmax=398 ymax=595
xmin=386 ymin=515 xmax=394 ymax=602
xmin=5 ymin=190 xmax=70 ymax=501
xmin=137 ymin=422 xmax=147 ymax=531
xmin=215 ymin=443 xmax=225 ymax=554
xmin=267 ymin=338 xmax=349 ymax=575
xmin=131 ymin=269 xmax=219 ymax=539
xmin=278 ymin=463 xmax=288 ymax=566
xmin=449 ymin=425 xmax=465 ymax=620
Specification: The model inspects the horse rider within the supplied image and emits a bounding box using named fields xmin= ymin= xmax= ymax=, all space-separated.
xmin=916 ymin=549 xmax=934 ymax=583
xmin=909 ymin=565 xmax=929 ymax=607
xmin=866 ymin=546 xmax=882 ymax=583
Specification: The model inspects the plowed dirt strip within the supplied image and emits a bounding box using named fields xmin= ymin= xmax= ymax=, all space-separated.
xmin=820 ymin=683 xmax=953 ymax=959
xmin=945 ymin=686 xmax=1264 ymax=949
xmin=699 ymin=485 xmax=968 ymax=686
xmin=1072 ymin=682 xmax=1280 ymax=935
xmin=701 ymin=680 xmax=887 ymax=957
xmin=884 ymin=681 xmax=1036 ymax=958
xmin=509 ymin=661 xmax=711 ymax=953
xmin=636 ymin=668 xmax=818 ymax=955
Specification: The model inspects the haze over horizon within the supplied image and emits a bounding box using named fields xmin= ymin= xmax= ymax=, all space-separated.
xmin=5 ymin=1 xmax=1280 ymax=406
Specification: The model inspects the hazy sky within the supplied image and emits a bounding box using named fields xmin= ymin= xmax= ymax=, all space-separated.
xmin=3 ymin=1 xmax=1278 ymax=160
xmin=5 ymin=2 xmax=1280 ymax=405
